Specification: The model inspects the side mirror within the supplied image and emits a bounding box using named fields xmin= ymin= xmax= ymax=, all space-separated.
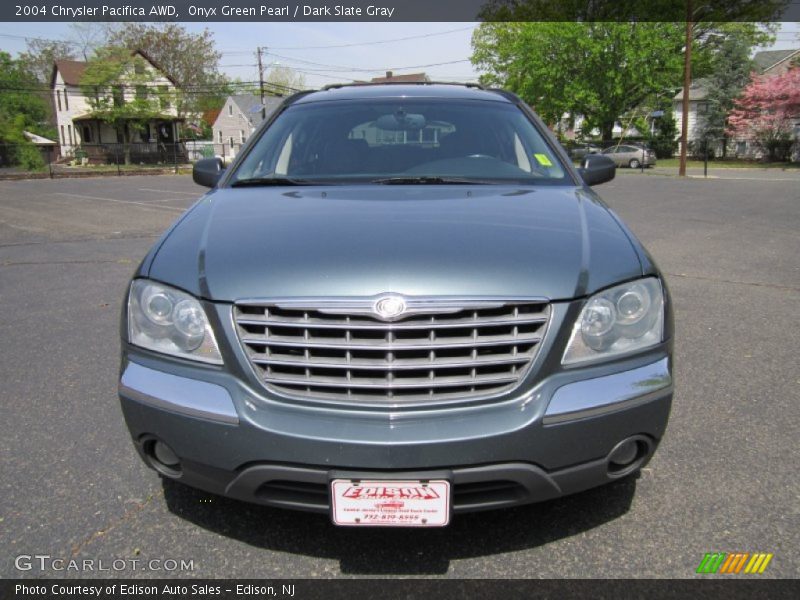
xmin=193 ymin=157 xmax=225 ymax=188
xmin=578 ymin=154 xmax=616 ymax=186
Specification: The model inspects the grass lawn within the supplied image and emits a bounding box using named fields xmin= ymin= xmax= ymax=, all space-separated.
xmin=655 ymin=158 xmax=800 ymax=169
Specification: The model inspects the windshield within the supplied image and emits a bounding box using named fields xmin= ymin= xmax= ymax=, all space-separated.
xmin=230 ymin=98 xmax=569 ymax=185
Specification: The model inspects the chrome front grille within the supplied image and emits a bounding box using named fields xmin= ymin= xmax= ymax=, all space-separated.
xmin=233 ymin=298 xmax=550 ymax=403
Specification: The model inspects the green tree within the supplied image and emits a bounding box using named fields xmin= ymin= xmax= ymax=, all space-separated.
xmin=18 ymin=39 xmax=77 ymax=84
xmin=472 ymin=22 xmax=686 ymax=139
xmin=265 ymin=66 xmax=306 ymax=94
xmin=477 ymin=0 xmax=787 ymax=23
xmin=633 ymin=105 xmax=679 ymax=158
xmin=0 ymin=52 xmax=52 ymax=169
xmin=106 ymin=23 xmax=227 ymax=118
xmin=697 ymin=34 xmax=754 ymax=158
xmin=18 ymin=23 xmax=113 ymax=83
xmin=80 ymin=48 xmax=177 ymax=165
xmin=472 ymin=19 xmax=775 ymax=140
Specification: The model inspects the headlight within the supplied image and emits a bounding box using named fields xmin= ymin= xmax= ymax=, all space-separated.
xmin=127 ymin=280 xmax=223 ymax=364
xmin=562 ymin=278 xmax=664 ymax=365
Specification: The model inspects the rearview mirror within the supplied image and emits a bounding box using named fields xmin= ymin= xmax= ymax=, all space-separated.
xmin=578 ymin=154 xmax=616 ymax=186
xmin=375 ymin=112 xmax=426 ymax=131
xmin=193 ymin=157 xmax=225 ymax=188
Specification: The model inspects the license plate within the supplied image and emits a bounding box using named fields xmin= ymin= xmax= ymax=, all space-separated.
xmin=330 ymin=479 xmax=451 ymax=527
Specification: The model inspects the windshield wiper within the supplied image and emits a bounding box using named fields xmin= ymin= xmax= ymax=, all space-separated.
xmin=370 ymin=176 xmax=490 ymax=185
xmin=230 ymin=177 xmax=320 ymax=187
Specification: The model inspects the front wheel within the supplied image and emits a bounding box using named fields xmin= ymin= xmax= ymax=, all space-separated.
xmin=629 ymin=158 xmax=641 ymax=169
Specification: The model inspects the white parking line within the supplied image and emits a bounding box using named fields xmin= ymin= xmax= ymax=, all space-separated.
xmin=53 ymin=193 xmax=185 ymax=212
xmin=138 ymin=188 xmax=199 ymax=195
xmin=711 ymin=176 xmax=800 ymax=182
xmin=134 ymin=198 xmax=195 ymax=204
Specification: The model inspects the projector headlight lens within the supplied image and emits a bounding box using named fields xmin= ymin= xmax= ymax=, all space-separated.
xmin=563 ymin=278 xmax=664 ymax=365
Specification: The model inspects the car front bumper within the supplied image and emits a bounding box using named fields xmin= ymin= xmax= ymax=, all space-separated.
xmin=118 ymin=346 xmax=672 ymax=515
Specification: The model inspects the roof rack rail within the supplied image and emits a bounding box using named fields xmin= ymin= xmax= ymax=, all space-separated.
xmin=281 ymin=89 xmax=318 ymax=105
xmin=487 ymin=88 xmax=520 ymax=103
xmin=321 ymin=81 xmax=485 ymax=91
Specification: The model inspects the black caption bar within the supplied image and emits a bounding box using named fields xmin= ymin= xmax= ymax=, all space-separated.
xmin=2 ymin=0 xmax=799 ymax=22
xmin=2 ymin=579 xmax=800 ymax=600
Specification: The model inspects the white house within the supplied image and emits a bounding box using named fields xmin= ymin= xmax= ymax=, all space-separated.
xmin=51 ymin=49 xmax=182 ymax=162
xmin=672 ymin=79 xmax=710 ymax=147
xmin=212 ymin=94 xmax=284 ymax=159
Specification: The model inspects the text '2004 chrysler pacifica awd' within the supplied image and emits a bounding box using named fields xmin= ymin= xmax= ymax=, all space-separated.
xmin=119 ymin=83 xmax=673 ymax=527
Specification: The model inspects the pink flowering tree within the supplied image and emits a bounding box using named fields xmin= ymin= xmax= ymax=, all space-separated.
xmin=728 ymin=67 xmax=800 ymax=161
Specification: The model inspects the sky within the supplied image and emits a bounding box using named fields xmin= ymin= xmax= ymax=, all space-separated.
xmin=0 ymin=21 xmax=798 ymax=90
xmin=0 ymin=22 xmax=482 ymax=88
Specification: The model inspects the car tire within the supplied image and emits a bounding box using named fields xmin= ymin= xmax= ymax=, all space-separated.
xmin=629 ymin=159 xmax=640 ymax=169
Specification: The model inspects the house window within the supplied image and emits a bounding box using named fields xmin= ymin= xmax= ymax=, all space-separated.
xmin=217 ymin=130 xmax=222 ymax=143
xmin=113 ymin=86 xmax=124 ymax=107
xmin=229 ymin=137 xmax=234 ymax=148
xmin=82 ymin=125 xmax=93 ymax=143
xmin=68 ymin=125 xmax=73 ymax=146
xmin=158 ymin=85 xmax=170 ymax=109
xmin=136 ymin=85 xmax=148 ymax=101
xmin=240 ymin=130 xmax=246 ymax=143
xmin=134 ymin=60 xmax=145 ymax=75
xmin=56 ymin=90 xmax=62 ymax=112
xmin=60 ymin=125 xmax=65 ymax=145
xmin=228 ymin=104 xmax=233 ymax=116
xmin=64 ymin=89 xmax=68 ymax=111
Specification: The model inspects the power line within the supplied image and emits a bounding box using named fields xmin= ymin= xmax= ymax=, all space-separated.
xmin=211 ymin=26 xmax=478 ymax=54
xmin=263 ymin=51 xmax=471 ymax=73
xmin=265 ymin=25 xmax=477 ymax=50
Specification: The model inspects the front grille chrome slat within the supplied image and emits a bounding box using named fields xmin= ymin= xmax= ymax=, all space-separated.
xmin=234 ymin=315 xmax=548 ymax=330
xmin=239 ymin=334 xmax=543 ymax=351
xmin=267 ymin=373 xmax=520 ymax=390
xmin=250 ymin=354 xmax=533 ymax=371
xmin=234 ymin=298 xmax=550 ymax=403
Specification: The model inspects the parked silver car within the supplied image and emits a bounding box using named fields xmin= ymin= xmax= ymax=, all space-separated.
xmin=564 ymin=141 xmax=602 ymax=161
xmin=602 ymin=144 xmax=656 ymax=168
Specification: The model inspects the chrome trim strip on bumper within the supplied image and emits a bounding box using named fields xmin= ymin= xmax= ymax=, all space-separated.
xmin=119 ymin=362 xmax=239 ymax=424
xmin=543 ymin=358 xmax=671 ymax=424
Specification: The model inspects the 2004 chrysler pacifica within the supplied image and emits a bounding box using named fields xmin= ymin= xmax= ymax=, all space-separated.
xmin=119 ymin=83 xmax=673 ymax=527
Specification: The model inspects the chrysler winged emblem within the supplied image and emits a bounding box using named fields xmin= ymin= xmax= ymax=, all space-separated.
xmin=373 ymin=295 xmax=407 ymax=321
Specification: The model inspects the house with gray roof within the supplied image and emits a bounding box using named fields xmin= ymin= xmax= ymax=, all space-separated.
xmin=752 ymin=48 xmax=799 ymax=76
xmin=212 ymin=94 xmax=284 ymax=159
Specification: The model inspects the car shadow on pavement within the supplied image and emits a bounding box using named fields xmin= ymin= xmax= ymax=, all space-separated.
xmin=162 ymin=474 xmax=637 ymax=575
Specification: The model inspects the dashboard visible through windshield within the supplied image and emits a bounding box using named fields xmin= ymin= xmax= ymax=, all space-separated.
xmin=230 ymin=99 xmax=569 ymax=186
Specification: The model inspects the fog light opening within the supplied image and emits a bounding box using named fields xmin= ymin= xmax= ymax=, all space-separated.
xmin=607 ymin=436 xmax=651 ymax=478
xmin=143 ymin=437 xmax=182 ymax=478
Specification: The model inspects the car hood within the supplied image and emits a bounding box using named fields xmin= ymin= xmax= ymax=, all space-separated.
xmin=147 ymin=185 xmax=644 ymax=302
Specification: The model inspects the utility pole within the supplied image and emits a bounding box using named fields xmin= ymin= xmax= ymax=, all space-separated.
xmin=256 ymin=46 xmax=266 ymax=119
xmin=679 ymin=0 xmax=693 ymax=177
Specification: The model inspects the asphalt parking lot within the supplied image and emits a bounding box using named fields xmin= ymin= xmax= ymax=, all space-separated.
xmin=1 ymin=172 xmax=798 ymax=579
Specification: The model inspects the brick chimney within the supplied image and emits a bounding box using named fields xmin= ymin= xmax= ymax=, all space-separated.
xmin=385 ymin=71 xmax=393 ymax=79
